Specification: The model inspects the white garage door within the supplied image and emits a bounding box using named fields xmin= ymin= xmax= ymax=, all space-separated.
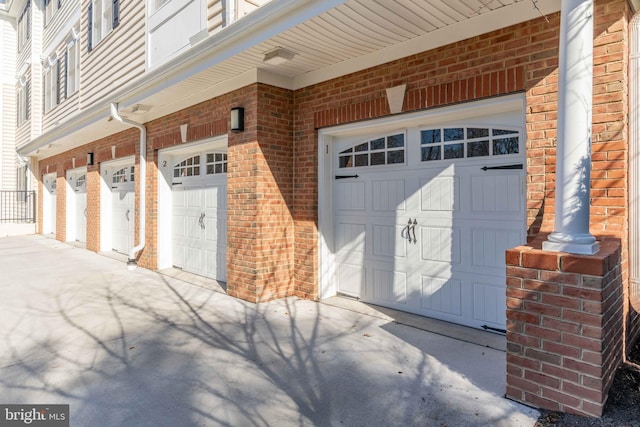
xmin=333 ymin=124 xmax=525 ymax=331
xmin=43 ymin=174 xmax=57 ymax=235
xmin=172 ymin=152 xmax=227 ymax=281
xmin=111 ymin=165 xmax=135 ymax=254
xmin=67 ymin=170 xmax=87 ymax=243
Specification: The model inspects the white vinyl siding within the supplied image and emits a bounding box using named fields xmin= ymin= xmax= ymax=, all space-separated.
xmin=81 ymin=0 xmax=144 ymax=107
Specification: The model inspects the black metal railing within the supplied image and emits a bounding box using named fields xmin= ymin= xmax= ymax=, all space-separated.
xmin=0 ymin=191 xmax=36 ymax=223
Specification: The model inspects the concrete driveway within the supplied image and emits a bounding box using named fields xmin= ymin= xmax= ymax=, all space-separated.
xmin=0 ymin=235 xmax=539 ymax=426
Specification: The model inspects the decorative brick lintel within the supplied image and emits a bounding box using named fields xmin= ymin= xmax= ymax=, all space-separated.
xmin=505 ymin=234 xmax=623 ymax=417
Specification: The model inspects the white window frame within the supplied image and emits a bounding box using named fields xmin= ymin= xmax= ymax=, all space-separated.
xmin=44 ymin=0 xmax=61 ymax=27
xmin=92 ymin=0 xmax=114 ymax=47
xmin=43 ymin=61 xmax=59 ymax=113
xmin=17 ymin=80 xmax=29 ymax=126
xmin=66 ymin=40 xmax=79 ymax=96
xmin=17 ymin=2 xmax=31 ymax=50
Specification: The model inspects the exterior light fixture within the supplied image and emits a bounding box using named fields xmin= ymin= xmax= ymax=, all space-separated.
xmin=263 ymin=47 xmax=296 ymax=65
xmin=230 ymin=107 xmax=244 ymax=132
xmin=87 ymin=152 xmax=94 ymax=166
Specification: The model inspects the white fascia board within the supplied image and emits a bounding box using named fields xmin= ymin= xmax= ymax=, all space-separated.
xmin=19 ymin=0 xmax=347 ymax=156
xmin=293 ymin=0 xmax=561 ymax=90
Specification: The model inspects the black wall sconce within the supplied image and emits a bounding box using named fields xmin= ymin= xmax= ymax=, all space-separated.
xmin=230 ymin=107 xmax=244 ymax=132
xmin=87 ymin=152 xmax=94 ymax=166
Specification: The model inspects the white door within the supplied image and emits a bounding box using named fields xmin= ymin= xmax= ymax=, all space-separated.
xmin=333 ymin=124 xmax=525 ymax=330
xmin=111 ymin=165 xmax=135 ymax=254
xmin=171 ymin=152 xmax=227 ymax=281
xmin=43 ymin=174 xmax=57 ymax=234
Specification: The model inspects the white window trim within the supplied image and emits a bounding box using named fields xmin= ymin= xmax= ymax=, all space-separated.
xmin=92 ymin=0 xmax=115 ymax=48
xmin=43 ymin=60 xmax=59 ymax=113
xmin=66 ymin=40 xmax=79 ymax=96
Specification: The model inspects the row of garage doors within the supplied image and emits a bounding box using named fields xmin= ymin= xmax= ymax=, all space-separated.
xmin=41 ymin=145 xmax=228 ymax=284
xmin=40 ymin=96 xmax=525 ymax=331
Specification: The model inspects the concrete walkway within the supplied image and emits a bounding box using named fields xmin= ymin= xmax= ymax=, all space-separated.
xmin=0 ymin=235 xmax=539 ymax=426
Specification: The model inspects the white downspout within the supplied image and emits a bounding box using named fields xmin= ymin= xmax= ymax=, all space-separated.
xmin=110 ymin=103 xmax=146 ymax=269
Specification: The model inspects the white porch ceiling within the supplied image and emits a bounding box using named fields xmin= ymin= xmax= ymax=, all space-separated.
xmin=26 ymin=0 xmax=561 ymax=159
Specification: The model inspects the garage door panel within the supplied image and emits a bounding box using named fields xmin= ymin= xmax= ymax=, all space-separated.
xmin=337 ymin=263 xmax=365 ymax=296
xmin=471 ymin=173 xmax=522 ymax=214
xmin=335 ymin=222 xmax=366 ymax=253
xmin=372 ymin=224 xmax=407 ymax=258
xmin=373 ymin=267 xmax=407 ymax=305
xmin=472 ymin=280 xmax=507 ymax=326
xmin=419 ymin=175 xmax=458 ymax=212
xmin=420 ymin=226 xmax=461 ymax=264
xmin=372 ymin=179 xmax=406 ymax=212
xmin=420 ymin=276 xmax=463 ymax=317
xmin=471 ymin=226 xmax=523 ymax=270
xmin=335 ymin=181 xmax=366 ymax=211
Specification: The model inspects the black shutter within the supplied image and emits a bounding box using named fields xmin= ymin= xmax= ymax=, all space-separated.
xmin=87 ymin=2 xmax=93 ymax=52
xmin=112 ymin=0 xmax=119 ymax=29
xmin=56 ymin=61 xmax=61 ymax=105
xmin=26 ymin=80 xmax=31 ymax=120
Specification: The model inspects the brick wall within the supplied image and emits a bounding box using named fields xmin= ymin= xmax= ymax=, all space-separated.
xmin=505 ymin=236 xmax=624 ymax=417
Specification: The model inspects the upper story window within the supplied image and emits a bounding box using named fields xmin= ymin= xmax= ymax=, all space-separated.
xmin=43 ymin=60 xmax=60 ymax=113
xmin=338 ymin=133 xmax=405 ymax=169
xmin=16 ymin=79 xmax=30 ymax=126
xmin=88 ymin=0 xmax=120 ymax=51
xmin=420 ymin=127 xmax=520 ymax=162
xmin=17 ymin=1 xmax=31 ymax=50
xmin=44 ymin=0 xmax=61 ymax=27
xmin=66 ymin=39 xmax=79 ymax=96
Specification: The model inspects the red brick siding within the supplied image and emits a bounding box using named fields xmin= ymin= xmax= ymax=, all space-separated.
xmin=505 ymin=236 xmax=623 ymax=417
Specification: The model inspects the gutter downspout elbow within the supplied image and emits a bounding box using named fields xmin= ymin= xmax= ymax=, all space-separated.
xmin=110 ymin=103 xmax=147 ymax=270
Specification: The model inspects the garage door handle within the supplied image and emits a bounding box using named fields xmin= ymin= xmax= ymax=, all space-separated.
xmin=410 ymin=219 xmax=417 ymax=244
xmin=335 ymin=175 xmax=359 ymax=180
xmin=402 ymin=219 xmax=417 ymax=244
xmin=125 ymin=210 xmax=130 ymax=221
xmin=481 ymin=164 xmax=523 ymax=171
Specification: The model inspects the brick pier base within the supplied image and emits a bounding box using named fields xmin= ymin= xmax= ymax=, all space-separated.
xmin=505 ymin=237 xmax=623 ymax=417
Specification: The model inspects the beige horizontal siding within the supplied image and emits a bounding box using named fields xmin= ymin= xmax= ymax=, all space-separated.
xmin=43 ymin=0 xmax=81 ymax=51
xmin=79 ymin=0 xmax=146 ymax=109
xmin=207 ymin=0 xmax=224 ymax=33
xmin=42 ymin=38 xmax=81 ymax=133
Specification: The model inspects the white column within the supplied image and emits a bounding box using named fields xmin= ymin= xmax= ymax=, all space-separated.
xmin=543 ymin=0 xmax=599 ymax=255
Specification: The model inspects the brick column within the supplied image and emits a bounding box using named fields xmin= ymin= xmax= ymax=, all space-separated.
xmin=505 ymin=236 xmax=623 ymax=417
xmin=226 ymin=84 xmax=295 ymax=302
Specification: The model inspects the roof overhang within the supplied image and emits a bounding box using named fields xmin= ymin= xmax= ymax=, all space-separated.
xmin=20 ymin=0 xmax=562 ymax=160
